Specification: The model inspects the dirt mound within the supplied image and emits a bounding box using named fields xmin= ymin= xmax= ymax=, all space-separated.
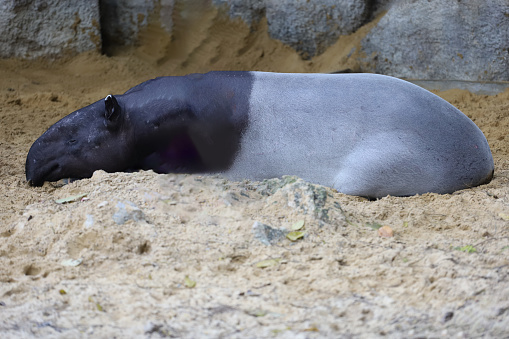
xmin=1 ymin=7 xmax=509 ymax=337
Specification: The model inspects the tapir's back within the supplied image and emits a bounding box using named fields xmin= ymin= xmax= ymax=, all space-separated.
xmin=226 ymin=72 xmax=493 ymax=197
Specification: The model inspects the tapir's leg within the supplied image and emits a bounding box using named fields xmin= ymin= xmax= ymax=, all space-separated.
xmin=332 ymin=135 xmax=444 ymax=198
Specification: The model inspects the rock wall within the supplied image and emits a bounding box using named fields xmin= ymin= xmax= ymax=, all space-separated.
xmin=0 ymin=0 xmax=101 ymax=59
xmin=361 ymin=0 xmax=509 ymax=81
xmin=0 ymin=0 xmax=507 ymax=81
xmin=212 ymin=0 xmax=509 ymax=80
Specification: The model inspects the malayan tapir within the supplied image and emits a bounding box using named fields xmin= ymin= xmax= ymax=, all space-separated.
xmin=25 ymin=72 xmax=494 ymax=198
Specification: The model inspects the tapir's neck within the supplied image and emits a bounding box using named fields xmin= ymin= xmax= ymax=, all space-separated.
xmin=184 ymin=71 xmax=254 ymax=127
xmin=120 ymin=71 xmax=254 ymax=173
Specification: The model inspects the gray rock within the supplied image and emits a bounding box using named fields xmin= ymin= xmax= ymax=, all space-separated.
xmin=0 ymin=0 xmax=101 ymax=59
xmin=256 ymin=176 xmax=348 ymax=226
xmin=83 ymin=214 xmax=94 ymax=229
xmin=361 ymin=0 xmax=509 ymax=81
xmin=100 ymin=0 xmax=174 ymax=49
xmin=268 ymin=177 xmax=331 ymax=222
xmin=113 ymin=201 xmax=145 ymax=225
xmin=252 ymin=221 xmax=287 ymax=246
xmin=212 ymin=0 xmax=265 ymax=26
xmin=266 ymin=0 xmax=370 ymax=58
xmin=440 ymin=310 xmax=454 ymax=324
xmin=254 ymin=176 xmax=300 ymax=196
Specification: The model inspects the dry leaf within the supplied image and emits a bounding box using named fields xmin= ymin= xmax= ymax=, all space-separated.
xmin=304 ymin=326 xmax=319 ymax=332
xmin=55 ymin=193 xmax=87 ymax=204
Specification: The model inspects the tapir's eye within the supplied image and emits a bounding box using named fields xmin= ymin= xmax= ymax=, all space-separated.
xmin=68 ymin=139 xmax=77 ymax=145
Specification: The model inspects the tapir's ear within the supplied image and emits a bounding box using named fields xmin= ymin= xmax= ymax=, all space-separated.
xmin=104 ymin=95 xmax=120 ymax=121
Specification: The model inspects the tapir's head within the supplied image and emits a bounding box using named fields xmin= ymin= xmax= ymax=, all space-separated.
xmin=26 ymin=95 xmax=134 ymax=186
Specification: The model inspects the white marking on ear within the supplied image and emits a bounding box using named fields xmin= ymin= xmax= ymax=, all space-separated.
xmin=105 ymin=94 xmax=112 ymax=101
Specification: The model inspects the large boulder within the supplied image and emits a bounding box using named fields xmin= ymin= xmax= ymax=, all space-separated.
xmin=361 ymin=0 xmax=509 ymax=81
xmin=214 ymin=0 xmax=371 ymax=59
xmin=265 ymin=0 xmax=370 ymax=59
xmin=212 ymin=0 xmax=265 ymax=26
xmin=0 ymin=0 xmax=101 ymax=59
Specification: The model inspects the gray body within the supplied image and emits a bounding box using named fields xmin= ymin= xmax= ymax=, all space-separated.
xmin=25 ymin=72 xmax=494 ymax=198
xmin=227 ymin=72 xmax=494 ymax=197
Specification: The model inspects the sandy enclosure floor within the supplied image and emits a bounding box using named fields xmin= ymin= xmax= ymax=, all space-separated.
xmin=1 ymin=7 xmax=509 ymax=338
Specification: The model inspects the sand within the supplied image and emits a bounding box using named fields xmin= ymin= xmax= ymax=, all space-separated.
xmin=1 ymin=6 xmax=509 ymax=338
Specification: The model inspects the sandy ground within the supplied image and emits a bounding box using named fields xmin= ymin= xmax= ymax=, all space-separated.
xmin=1 ymin=7 xmax=509 ymax=338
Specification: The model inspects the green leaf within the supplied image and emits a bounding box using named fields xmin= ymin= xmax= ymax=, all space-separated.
xmin=286 ymin=231 xmax=306 ymax=241
xmin=454 ymin=245 xmax=477 ymax=253
xmin=184 ymin=276 xmax=196 ymax=288
xmin=255 ymin=258 xmax=281 ymax=268
xmin=291 ymin=220 xmax=305 ymax=231
xmin=88 ymin=297 xmax=104 ymax=312
xmin=247 ymin=309 xmax=267 ymax=317
xmin=366 ymin=222 xmax=383 ymax=230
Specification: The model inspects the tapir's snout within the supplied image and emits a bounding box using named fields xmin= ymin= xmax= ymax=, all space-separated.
xmin=25 ymin=142 xmax=61 ymax=187
xmin=26 ymin=164 xmax=39 ymax=187
xmin=25 ymin=152 xmax=43 ymax=186
xmin=26 ymin=149 xmax=36 ymax=186
xmin=26 ymin=157 xmax=62 ymax=186
xmin=26 ymin=176 xmax=42 ymax=187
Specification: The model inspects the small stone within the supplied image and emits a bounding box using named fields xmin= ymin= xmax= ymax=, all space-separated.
xmin=97 ymin=201 xmax=108 ymax=208
xmin=252 ymin=221 xmax=287 ymax=246
xmin=83 ymin=214 xmax=94 ymax=229
xmin=91 ymin=170 xmax=108 ymax=181
xmin=378 ymin=226 xmax=394 ymax=238
xmin=61 ymin=259 xmax=83 ymax=267
xmin=113 ymin=201 xmax=145 ymax=225
xmin=441 ymin=311 xmax=454 ymax=323
xmin=144 ymin=322 xmax=163 ymax=334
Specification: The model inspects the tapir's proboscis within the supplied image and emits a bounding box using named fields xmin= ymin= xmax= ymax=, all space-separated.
xmin=26 ymin=72 xmax=494 ymax=199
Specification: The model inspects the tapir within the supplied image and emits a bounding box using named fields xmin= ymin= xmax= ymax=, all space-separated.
xmin=25 ymin=72 xmax=494 ymax=198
